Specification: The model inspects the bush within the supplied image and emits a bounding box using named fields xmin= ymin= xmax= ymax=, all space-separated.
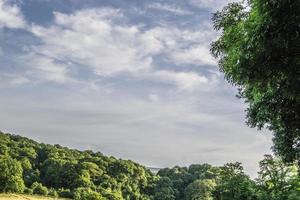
xmin=31 ymin=182 xmax=48 ymax=195
xmin=58 ymin=188 xmax=73 ymax=198
xmin=74 ymin=187 xmax=104 ymax=200
xmin=48 ymin=188 xmax=58 ymax=197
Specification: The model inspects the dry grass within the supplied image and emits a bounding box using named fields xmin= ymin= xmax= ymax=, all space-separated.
xmin=0 ymin=194 xmax=70 ymax=200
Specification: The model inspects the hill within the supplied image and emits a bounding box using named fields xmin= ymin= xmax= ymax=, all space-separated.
xmin=0 ymin=131 xmax=299 ymax=200
xmin=0 ymin=131 xmax=156 ymax=199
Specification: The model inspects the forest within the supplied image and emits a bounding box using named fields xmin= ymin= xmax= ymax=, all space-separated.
xmin=0 ymin=131 xmax=299 ymax=200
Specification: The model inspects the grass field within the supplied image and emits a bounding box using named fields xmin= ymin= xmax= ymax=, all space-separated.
xmin=0 ymin=194 xmax=70 ymax=200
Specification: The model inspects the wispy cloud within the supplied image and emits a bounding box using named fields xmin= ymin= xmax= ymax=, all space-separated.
xmin=154 ymin=70 xmax=208 ymax=91
xmin=0 ymin=0 xmax=26 ymax=28
xmin=20 ymin=54 xmax=70 ymax=83
xmin=189 ymin=0 xmax=238 ymax=11
xmin=0 ymin=73 xmax=29 ymax=86
xmin=19 ymin=7 xmax=216 ymax=91
xmin=147 ymin=3 xmax=193 ymax=15
xmin=29 ymin=8 xmax=153 ymax=76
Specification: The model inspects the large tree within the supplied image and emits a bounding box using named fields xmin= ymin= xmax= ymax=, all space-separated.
xmin=0 ymin=155 xmax=25 ymax=193
xmin=211 ymin=0 xmax=300 ymax=164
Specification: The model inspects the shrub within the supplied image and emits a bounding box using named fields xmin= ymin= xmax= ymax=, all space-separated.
xmin=58 ymin=188 xmax=73 ymax=198
xmin=31 ymin=182 xmax=48 ymax=195
xmin=48 ymin=188 xmax=58 ymax=197
xmin=74 ymin=187 xmax=104 ymax=200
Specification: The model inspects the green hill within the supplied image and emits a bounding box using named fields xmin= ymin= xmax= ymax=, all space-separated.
xmin=0 ymin=131 xmax=299 ymax=200
xmin=0 ymin=131 xmax=156 ymax=199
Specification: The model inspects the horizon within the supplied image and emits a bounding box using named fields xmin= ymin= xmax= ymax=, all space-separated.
xmin=0 ymin=0 xmax=273 ymax=178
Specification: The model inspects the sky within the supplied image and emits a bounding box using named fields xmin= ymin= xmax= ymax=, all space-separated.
xmin=0 ymin=0 xmax=273 ymax=177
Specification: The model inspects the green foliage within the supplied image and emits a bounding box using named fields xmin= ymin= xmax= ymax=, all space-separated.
xmin=31 ymin=182 xmax=48 ymax=196
xmin=0 ymin=131 xmax=154 ymax=199
xmin=57 ymin=188 xmax=73 ymax=198
xmin=288 ymin=191 xmax=300 ymax=200
xmin=211 ymin=0 xmax=300 ymax=164
xmin=48 ymin=188 xmax=58 ymax=197
xmin=0 ymin=131 xmax=299 ymax=200
xmin=0 ymin=155 xmax=25 ymax=193
xmin=74 ymin=187 xmax=104 ymax=200
xmin=153 ymin=177 xmax=176 ymax=200
xmin=157 ymin=166 xmax=192 ymax=199
xmin=158 ymin=159 xmax=299 ymax=200
xmin=184 ymin=179 xmax=215 ymax=200
xmin=256 ymin=155 xmax=300 ymax=200
xmin=215 ymin=162 xmax=257 ymax=200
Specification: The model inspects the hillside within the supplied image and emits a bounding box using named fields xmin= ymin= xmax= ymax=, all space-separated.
xmin=0 ymin=131 xmax=299 ymax=200
xmin=0 ymin=131 xmax=156 ymax=199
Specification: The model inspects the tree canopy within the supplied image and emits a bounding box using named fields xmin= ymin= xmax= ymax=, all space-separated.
xmin=211 ymin=0 xmax=300 ymax=164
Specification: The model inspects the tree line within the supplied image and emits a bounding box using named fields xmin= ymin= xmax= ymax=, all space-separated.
xmin=0 ymin=131 xmax=299 ymax=200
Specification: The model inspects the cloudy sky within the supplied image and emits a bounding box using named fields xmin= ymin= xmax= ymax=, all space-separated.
xmin=0 ymin=0 xmax=272 ymax=177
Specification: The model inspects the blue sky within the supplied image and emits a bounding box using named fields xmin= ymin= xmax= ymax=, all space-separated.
xmin=0 ymin=0 xmax=272 ymax=177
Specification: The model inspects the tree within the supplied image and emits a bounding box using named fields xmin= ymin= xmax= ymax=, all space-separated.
xmin=0 ymin=155 xmax=25 ymax=193
xmin=211 ymin=0 xmax=300 ymax=164
xmin=216 ymin=162 xmax=257 ymax=200
xmin=153 ymin=177 xmax=176 ymax=200
xmin=184 ymin=179 xmax=216 ymax=200
xmin=188 ymin=164 xmax=219 ymax=180
xmin=157 ymin=166 xmax=192 ymax=199
xmin=256 ymin=155 xmax=300 ymax=200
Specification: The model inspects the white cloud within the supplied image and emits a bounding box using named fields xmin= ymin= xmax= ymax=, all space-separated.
xmin=147 ymin=3 xmax=192 ymax=15
xmin=22 ymin=54 xmax=69 ymax=83
xmin=169 ymin=27 xmax=218 ymax=66
xmin=0 ymin=2 xmax=219 ymax=89
xmin=142 ymin=26 xmax=218 ymax=66
xmin=170 ymin=45 xmax=216 ymax=66
xmin=154 ymin=70 xmax=208 ymax=91
xmin=30 ymin=8 xmax=155 ymax=76
xmin=0 ymin=0 xmax=26 ymax=29
xmin=0 ymin=3 xmax=217 ymax=91
xmin=25 ymin=8 xmax=216 ymax=91
xmin=189 ymin=0 xmax=239 ymax=11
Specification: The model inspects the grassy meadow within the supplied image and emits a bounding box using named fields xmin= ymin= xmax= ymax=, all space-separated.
xmin=0 ymin=194 xmax=69 ymax=200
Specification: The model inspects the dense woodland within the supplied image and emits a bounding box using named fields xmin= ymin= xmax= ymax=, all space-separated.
xmin=0 ymin=131 xmax=299 ymax=200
